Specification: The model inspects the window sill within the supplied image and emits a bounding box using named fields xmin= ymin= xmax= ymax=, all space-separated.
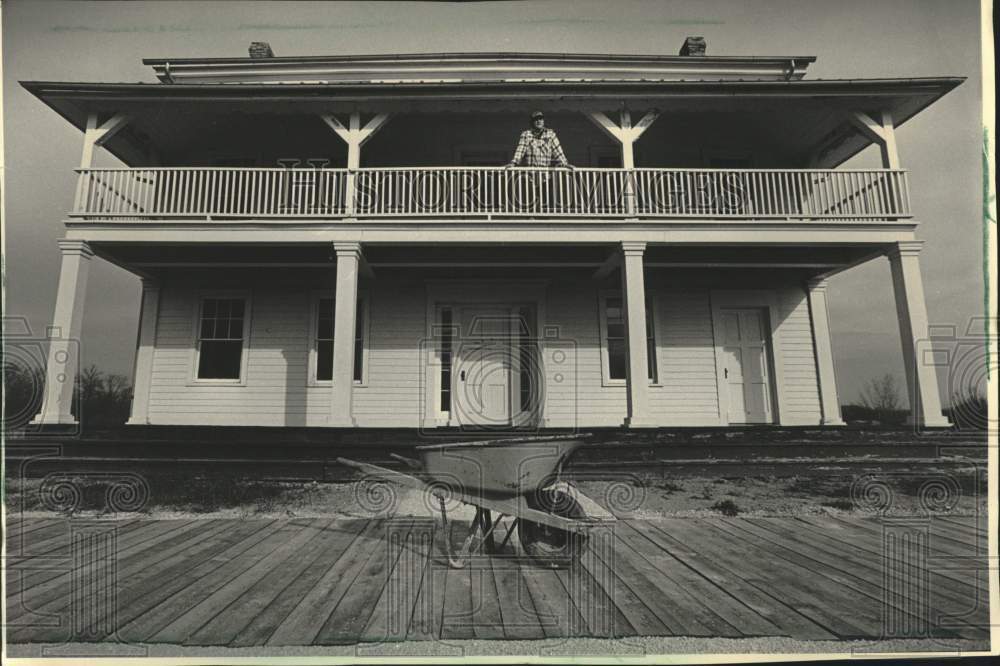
xmin=601 ymin=378 xmax=661 ymax=388
xmin=187 ymin=379 xmax=247 ymax=387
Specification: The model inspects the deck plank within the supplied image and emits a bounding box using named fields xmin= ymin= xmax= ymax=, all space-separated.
xmin=7 ymin=519 xmax=198 ymax=622
xmin=440 ymin=563 xmax=476 ymax=640
xmin=927 ymin=520 xmax=988 ymax=550
xmin=937 ymin=515 xmax=988 ymax=534
xmin=748 ymin=518 xmax=977 ymax=604
xmin=173 ymin=519 xmax=340 ymax=645
xmin=9 ymin=519 xmax=266 ymax=645
xmin=6 ymin=515 xmax=991 ymax=646
xmin=3 ymin=517 xmax=62 ymax=540
xmin=750 ymin=517 xmax=985 ymax=610
xmin=406 ymin=535 xmax=446 ymax=642
xmin=633 ymin=520 xmax=837 ymax=641
xmin=704 ymin=518 xmax=897 ymax=632
xmin=602 ymin=527 xmax=716 ymax=636
xmin=580 ymin=527 xmax=668 ymax=637
xmin=652 ymin=519 xmax=876 ymax=638
xmin=360 ymin=520 xmax=435 ymax=643
xmin=4 ymin=520 xmax=74 ymax=554
xmin=794 ymin=516 xmax=987 ymax=600
xmin=6 ymin=519 xmax=143 ymax=565
xmin=723 ymin=517 xmax=986 ymax=640
xmin=118 ymin=520 xmax=295 ymax=642
xmin=315 ymin=520 xmax=418 ymax=644
xmin=229 ymin=519 xmax=370 ymax=647
xmin=556 ymin=552 xmax=631 ymax=638
xmin=265 ymin=519 xmax=385 ymax=646
xmin=6 ymin=520 xmax=148 ymax=602
xmin=618 ymin=521 xmax=774 ymax=637
xmin=826 ymin=515 xmax=974 ymax=559
xmin=469 ymin=553 xmax=505 ymax=640
xmin=493 ymin=556 xmax=545 ymax=640
xmin=521 ymin=562 xmax=582 ymax=638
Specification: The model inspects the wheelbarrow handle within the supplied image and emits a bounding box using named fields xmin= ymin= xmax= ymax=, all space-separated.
xmin=388 ymin=453 xmax=423 ymax=470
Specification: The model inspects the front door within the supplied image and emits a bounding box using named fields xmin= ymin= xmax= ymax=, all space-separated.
xmin=719 ymin=308 xmax=774 ymax=424
xmin=452 ymin=307 xmax=514 ymax=427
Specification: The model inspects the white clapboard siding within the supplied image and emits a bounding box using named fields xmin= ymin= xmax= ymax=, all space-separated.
xmin=648 ymin=288 xmax=723 ymax=424
xmin=351 ymin=281 xmax=427 ymax=426
xmin=543 ymin=281 xmax=627 ymax=427
xmin=144 ymin=270 xmax=821 ymax=427
xmin=773 ymin=285 xmax=823 ymax=424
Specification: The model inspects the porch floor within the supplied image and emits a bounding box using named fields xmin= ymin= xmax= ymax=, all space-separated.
xmin=5 ymin=514 xmax=990 ymax=646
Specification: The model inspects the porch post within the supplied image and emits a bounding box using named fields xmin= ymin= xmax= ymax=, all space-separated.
xmin=126 ymin=279 xmax=161 ymax=425
xmin=319 ymin=112 xmax=391 ymax=216
xmin=806 ymin=278 xmax=846 ymax=426
xmin=620 ymin=241 xmax=655 ymax=427
xmin=32 ymin=240 xmax=94 ymax=425
xmin=329 ymin=241 xmax=362 ymax=427
xmin=886 ymin=241 xmax=950 ymax=427
xmin=586 ymin=109 xmax=659 ymax=214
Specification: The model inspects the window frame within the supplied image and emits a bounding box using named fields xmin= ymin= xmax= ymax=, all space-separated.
xmin=190 ymin=290 xmax=252 ymax=386
xmin=598 ymin=289 xmax=659 ymax=387
xmin=308 ymin=289 xmax=370 ymax=387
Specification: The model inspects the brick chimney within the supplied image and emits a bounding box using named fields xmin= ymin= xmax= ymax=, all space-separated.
xmin=679 ymin=36 xmax=706 ymax=56
xmin=249 ymin=41 xmax=275 ymax=58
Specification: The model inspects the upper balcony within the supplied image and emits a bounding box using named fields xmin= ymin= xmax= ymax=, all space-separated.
xmin=22 ymin=48 xmax=962 ymax=229
xmin=71 ymin=166 xmax=911 ymax=222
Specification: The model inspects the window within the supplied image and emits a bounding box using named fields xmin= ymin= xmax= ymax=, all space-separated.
xmin=601 ymin=295 xmax=657 ymax=383
xmin=196 ymin=297 xmax=247 ymax=380
xmin=314 ymin=296 xmax=366 ymax=383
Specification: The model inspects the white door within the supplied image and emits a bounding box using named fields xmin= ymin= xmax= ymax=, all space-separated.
xmin=452 ymin=308 xmax=513 ymax=426
xmin=720 ymin=309 xmax=774 ymax=424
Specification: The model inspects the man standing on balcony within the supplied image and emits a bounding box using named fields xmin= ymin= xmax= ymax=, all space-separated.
xmin=506 ymin=110 xmax=574 ymax=213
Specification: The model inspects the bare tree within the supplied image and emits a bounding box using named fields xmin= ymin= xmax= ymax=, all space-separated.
xmin=79 ymin=364 xmax=104 ymax=403
xmin=105 ymin=373 xmax=131 ymax=402
xmin=859 ymin=373 xmax=902 ymax=422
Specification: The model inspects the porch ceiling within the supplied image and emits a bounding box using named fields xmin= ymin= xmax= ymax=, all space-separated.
xmin=22 ymin=77 xmax=962 ymax=169
xmin=90 ymin=241 xmax=884 ymax=282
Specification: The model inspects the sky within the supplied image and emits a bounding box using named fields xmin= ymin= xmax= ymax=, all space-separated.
xmin=1 ymin=0 xmax=987 ymax=407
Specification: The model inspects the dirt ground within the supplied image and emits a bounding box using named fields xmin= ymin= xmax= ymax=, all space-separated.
xmin=5 ymin=462 xmax=986 ymax=520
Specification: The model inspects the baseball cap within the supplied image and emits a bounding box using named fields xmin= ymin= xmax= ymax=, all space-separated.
xmin=530 ymin=110 xmax=545 ymax=119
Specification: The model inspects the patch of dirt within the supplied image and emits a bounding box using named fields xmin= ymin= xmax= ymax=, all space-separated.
xmin=4 ymin=463 xmax=987 ymax=520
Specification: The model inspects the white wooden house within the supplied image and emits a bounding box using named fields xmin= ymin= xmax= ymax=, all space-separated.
xmin=25 ymin=41 xmax=961 ymax=430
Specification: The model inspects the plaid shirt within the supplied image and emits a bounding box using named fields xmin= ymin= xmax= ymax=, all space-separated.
xmin=509 ymin=128 xmax=569 ymax=167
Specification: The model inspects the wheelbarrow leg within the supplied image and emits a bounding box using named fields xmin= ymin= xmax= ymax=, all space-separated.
xmin=480 ymin=510 xmax=496 ymax=553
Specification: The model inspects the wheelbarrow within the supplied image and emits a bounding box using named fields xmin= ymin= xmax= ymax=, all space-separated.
xmin=335 ymin=433 xmax=603 ymax=568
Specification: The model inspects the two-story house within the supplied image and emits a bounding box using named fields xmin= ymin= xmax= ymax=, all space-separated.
xmin=24 ymin=39 xmax=961 ymax=430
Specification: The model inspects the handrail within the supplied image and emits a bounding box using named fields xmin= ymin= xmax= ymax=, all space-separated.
xmin=70 ymin=166 xmax=911 ymax=221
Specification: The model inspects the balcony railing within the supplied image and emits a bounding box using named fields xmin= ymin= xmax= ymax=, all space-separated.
xmin=71 ymin=167 xmax=911 ymax=221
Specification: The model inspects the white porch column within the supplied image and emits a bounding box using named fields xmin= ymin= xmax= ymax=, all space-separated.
xmin=32 ymin=240 xmax=94 ymax=425
xmin=329 ymin=242 xmax=362 ymax=427
xmin=806 ymin=278 xmax=846 ymax=426
xmin=887 ymin=241 xmax=950 ymax=427
xmin=620 ymin=241 xmax=655 ymax=428
xmin=126 ymin=279 xmax=161 ymax=425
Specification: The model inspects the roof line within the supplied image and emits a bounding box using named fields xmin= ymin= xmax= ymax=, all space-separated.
xmin=141 ymin=51 xmax=819 ymax=65
xmin=20 ymin=76 xmax=966 ymax=91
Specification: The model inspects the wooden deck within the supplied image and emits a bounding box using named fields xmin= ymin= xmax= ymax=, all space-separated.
xmin=5 ymin=514 xmax=990 ymax=646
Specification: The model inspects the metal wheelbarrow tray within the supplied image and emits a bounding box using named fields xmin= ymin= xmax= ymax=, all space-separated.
xmin=336 ymin=433 xmax=608 ymax=568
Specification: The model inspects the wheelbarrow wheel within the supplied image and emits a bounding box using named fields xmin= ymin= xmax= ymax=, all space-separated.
xmin=519 ymin=487 xmax=588 ymax=568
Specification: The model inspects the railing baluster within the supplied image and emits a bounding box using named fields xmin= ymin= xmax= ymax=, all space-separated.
xmin=65 ymin=166 xmax=911 ymax=223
